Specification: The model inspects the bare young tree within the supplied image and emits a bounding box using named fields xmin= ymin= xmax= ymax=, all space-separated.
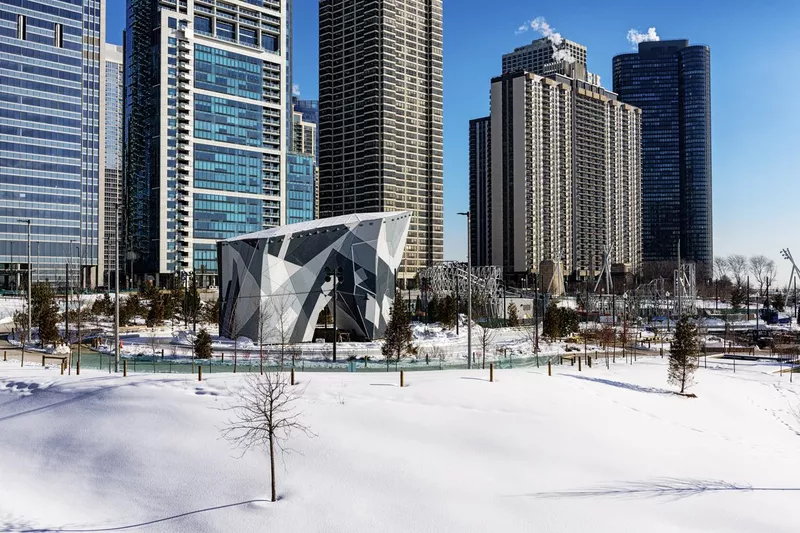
xmin=148 ymin=326 xmax=160 ymax=359
xmin=272 ymin=295 xmax=294 ymax=370
xmin=749 ymin=255 xmax=777 ymax=296
xmin=726 ymin=254 xmax=748 ymax=286
xmin=227 ymin=303 xmax=244 ymax=374
xmin=256 ymin=299 xmax=274 ymax=375
xmin=478 ymin=325 xmax=496 ymax=369
xmin=222 ymin=372 xmax=314 ymax=502
xmin=713 ymin=257 xmax=729 ymax=281
xmin=516 ymin=320 xmax=540 ymax=367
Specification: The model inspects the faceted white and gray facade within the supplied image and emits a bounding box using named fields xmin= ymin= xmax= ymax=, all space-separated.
xmin=125 ymin=0 xmax=287 ymax=287
xmin=218 ymin=211 xmax=411 ymax=343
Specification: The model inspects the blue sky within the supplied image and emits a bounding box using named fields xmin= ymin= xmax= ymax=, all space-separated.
xmin=107 ymin=0 xmax=800 ymax=283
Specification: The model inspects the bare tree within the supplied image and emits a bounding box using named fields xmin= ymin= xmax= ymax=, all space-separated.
xmin=713 ymin=257 xmax=729 ymax=281
xmin=516 ymin=320 xmax=540 ymax=366
xmin=222 ymin=372 xmax=314 ymax=502
xmin=256 ymin=299 xmax=274 ymax=375
xmin=749 ymin=255 xmax=776 ymax=296
xmin=272 ymin=296 xmax=294 ymax=370
xmin=478 ymin=325 xmax=496 ymax=369
xmin=726 ymin=255 xmax=748 ymax=286
xmin=148 ymin=326 xmax=160 ymax=359
xmin=227 ymin=303 xmax=244 ymax=374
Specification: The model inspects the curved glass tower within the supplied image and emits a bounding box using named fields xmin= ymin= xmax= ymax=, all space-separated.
xmin=613 ymin=40 xmax=712 ymax=278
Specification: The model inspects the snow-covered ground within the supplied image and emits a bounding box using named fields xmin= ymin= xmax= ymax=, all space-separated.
xmin=1 ymin=356 xmax=800 ymax=532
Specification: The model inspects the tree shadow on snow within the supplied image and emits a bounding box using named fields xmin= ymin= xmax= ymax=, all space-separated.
xmin=5 ymin=499 xmax=273 ymax=532
xmin=0 ymin=378 xmax=185 ymax=425
xmin=518 ymin=478 xmax=800 ymax=502
xmin=564 ymin=374 xmax=673 ymax=395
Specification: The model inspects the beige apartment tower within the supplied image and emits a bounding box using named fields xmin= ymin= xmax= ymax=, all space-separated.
xmin=485 ymin=72 xmax=641 ymax=283
xmin=318 ymin=0 xmax=444 ymax=285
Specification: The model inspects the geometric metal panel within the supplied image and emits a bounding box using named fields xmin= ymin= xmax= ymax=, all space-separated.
xmin=219 ymin=211 xmax=411 ymax=342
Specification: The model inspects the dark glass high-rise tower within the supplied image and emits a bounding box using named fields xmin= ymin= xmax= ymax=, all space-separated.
xmin=613 ymin=40 xmax=712 ymax=277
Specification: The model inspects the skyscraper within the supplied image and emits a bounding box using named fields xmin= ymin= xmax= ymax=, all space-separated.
xmin=468 ymin=117 xmax=491 ymax=267
xmin=0 ymin=0 xmax=104 ymax=288
xmin=613 ymin=40 xmax=712 ymax=277
xmin=476 ymin=71 xmax=641 ymax=285
xmin=503 ymin=37 xmax=587 ymax=77
xmin=125 ymin=0 xmax=287 ymax=287
xmin=502 ymin=37 xmax=601 ymax=86
xmin=286 ymin=153 xmax=315 ymax=224
xmin=292 ymin=110 xmax=317 ymax=157
xmin=103 ymin=43 xmax=124 ymax=287
xmin=318 ymin=0 xmax=444 ymax=285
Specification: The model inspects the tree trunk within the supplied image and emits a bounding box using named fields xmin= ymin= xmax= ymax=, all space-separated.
xmin=680 ymin=360 xmax=686 ymax=394
xmin=260 ymin=342 xmax=264 ymax=375
xmin=269 ymin=433 xmax=276 ymax=502
xmin=234 ymin=341 xmax=238 ymax=373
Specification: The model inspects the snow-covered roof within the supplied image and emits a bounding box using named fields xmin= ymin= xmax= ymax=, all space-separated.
xmin=224 ymin=211 xmax=412 ymax=242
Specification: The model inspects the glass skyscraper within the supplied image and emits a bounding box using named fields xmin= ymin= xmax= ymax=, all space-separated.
xmin=125 ymin=0 xmax=287 ymax=287
xmin=103 ymin=43 xmax=123 ymax=287
xmin=0 ymin=0 xmax=104 ymax=288
xmin=286 ymin=153 xmax=314 ymax=224
xmin=613 ymin=40 xmax=712 ymax=277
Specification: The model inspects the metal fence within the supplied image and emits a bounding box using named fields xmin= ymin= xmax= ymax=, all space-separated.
xmin=64 ymin=349 xmax=563 ymax=375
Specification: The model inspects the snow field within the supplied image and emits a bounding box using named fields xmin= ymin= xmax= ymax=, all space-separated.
xmin=2 ymin=355 xmax=800 ymax=532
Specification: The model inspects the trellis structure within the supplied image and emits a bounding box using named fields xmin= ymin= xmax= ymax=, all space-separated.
xmin=418 ymin=262 xmax=504 ymax=319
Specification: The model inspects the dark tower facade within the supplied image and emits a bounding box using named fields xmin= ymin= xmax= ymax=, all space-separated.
xmin=613 ymin=40 xmax=712 ymax=278
xmin=469 ymin=117 xmax=491 ymax=267
xmin=318 ymin=0 xmax=444 ymax=285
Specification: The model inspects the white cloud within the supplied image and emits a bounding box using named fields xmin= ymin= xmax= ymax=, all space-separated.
xmin=626 ymin=27 xmax=660 ymax=48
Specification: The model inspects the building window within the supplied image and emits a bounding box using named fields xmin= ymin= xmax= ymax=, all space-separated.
xmin=239 ymin=27 xmax=257 ymax=47
xmin=16 ymin=15 xmax=26 ymax=40
xmin=194 ymin=15 xmax=211 ymax=34
xmin=217 ymin=21 xmax=235 ymax=41
xmin=262 ymin=34 xmax=278 ymax=53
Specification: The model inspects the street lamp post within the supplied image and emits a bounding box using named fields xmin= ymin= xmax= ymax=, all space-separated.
xmin=18 ymin=219 xmax=31 ymax=360
xmin=457 ymin=211 xmax=472 ymax=369
xmin=325 ymin=266 xmax=342 ymax=362
xmin=115 ymin=204 xmax=122 ymax=373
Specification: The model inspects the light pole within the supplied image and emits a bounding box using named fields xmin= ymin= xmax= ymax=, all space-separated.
xmin=18 ymin=219 xmax=31 ymax=355
xmin=115 ymin=204 xmax=122 ymax=373
xmin=780 ymin=248 xmax=800 ymax=324
xmin=457 ymin=211 xmax=472 ymax=369
xmin=325 ymin=266 xmax=342 ymax=362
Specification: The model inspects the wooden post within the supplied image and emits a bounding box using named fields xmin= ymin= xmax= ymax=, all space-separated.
xmin=123 ymin=359 xmax=127 ymax=377
xmin=61 ymin=360 xmax=65 ymax=375
xmin=571 ymin=357 xmax=574 ymax=366
xmin=76 ymin=359 xmax=80 ymax=375
xmin=198 ymin=365 xmax=202 ymax=382
xmin=578 ymin=356 xmax=582 ymax=372
xmin=588 ymin=355 xmax=592 ymax=368
xmin=42 ymin=355 xmax=45 ymax=367
xmin=291 ymin=367 xmax=295 ymax=386
xmin=3 ymin=350 xmax=6 ymax=361
xmin=547 ymin=361 xmax=551 ymax=376
xmin=400 ymin=370 xmax=404 ymax=388
xmin=490 ymin=363 xmax=494 ymax=382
